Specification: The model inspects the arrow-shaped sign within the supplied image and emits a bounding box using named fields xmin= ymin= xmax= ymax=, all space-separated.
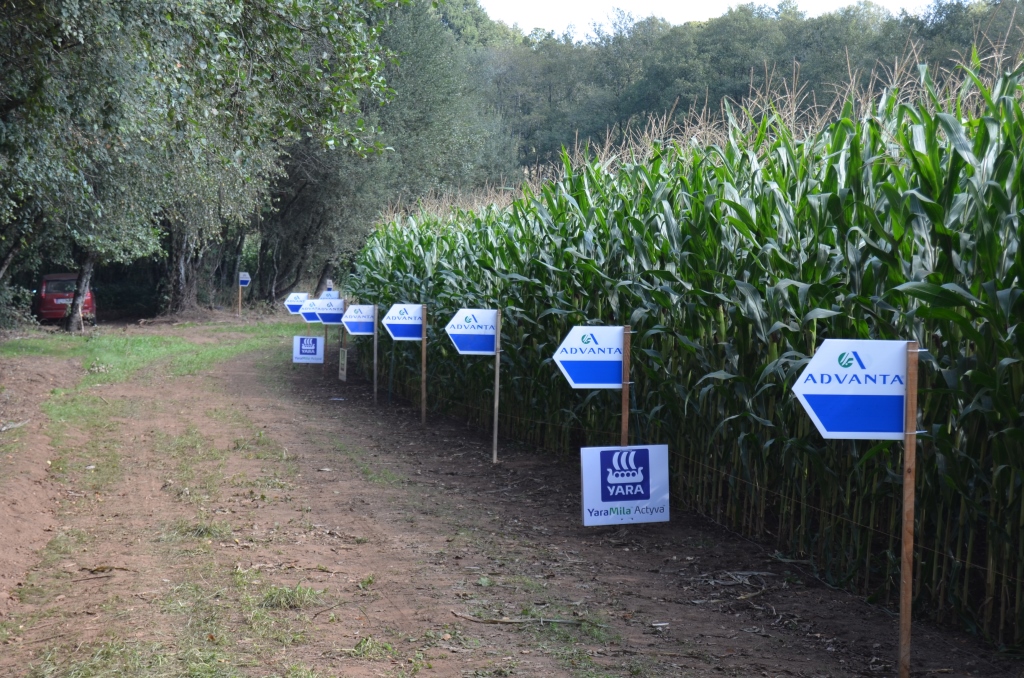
xmin=382 ymin=304 xmax=423 ymax=341
xmin=792 ymin=339 xmax=908 ymax=440
xmin=342 ymin=305 xmax=376 ymax=335
xmin=315 ymin=299 xmax=345 ymax=325
xmin=298 ymin=299 xmax=323 ymax=323
xmin=553 ymin=326 xmax=624 ymax=389
xmin=239 ymin=272 xmax=251 ymax=287
xmin=445 ymin=309 xmax=498 ymax=355
xmin=284 ymin=292 xmax=308 ymax=314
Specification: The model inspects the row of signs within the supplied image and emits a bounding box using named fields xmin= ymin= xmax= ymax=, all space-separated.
xmin=288 ymin=293 xmax=906 ymax=441
xmin=285 ymin=292 xmax=910 ymax=522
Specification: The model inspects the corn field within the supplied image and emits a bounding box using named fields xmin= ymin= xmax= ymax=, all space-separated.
xmin=346 ymin=61 xmax=1024 ymax=646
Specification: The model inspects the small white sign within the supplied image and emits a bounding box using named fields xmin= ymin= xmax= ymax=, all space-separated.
xmin=342 ymin=304 xmax=376 ymax=335
xmin=239 ymin=272 xmax=251 ymax=287
xmin=554 ymin=326 xmax=624 ymax=389
xmin=445 ymin=308 xmax=498 ymax=355
xmin=320 ymin=290 xmax=340 ymax=300
xmin=316 ymin=299 xmax=345 ymax=325
xmin=299 ymin=299 xmax=323 ymax=323
xmin=338 ymin=348 xmax=348 ymax=381
xmin=382 ymin=304 xmax=424 ymax=341
xmin=292 ymin=336 xmax=324 ymax=364
xmin=792 ymin=339 xmax=908 ymax=440
xmin=284 ymin=292 xmax=308 ymax=314
xmin=581 ymin=445 xmax=669 ymax=526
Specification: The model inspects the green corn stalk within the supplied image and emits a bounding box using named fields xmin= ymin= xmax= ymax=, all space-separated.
xmin=347 ymin=61 xmax=1024 ymax=646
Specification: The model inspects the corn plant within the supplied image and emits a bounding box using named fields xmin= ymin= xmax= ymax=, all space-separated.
xmin=346 ymin=60 xmax=1024 ymax=646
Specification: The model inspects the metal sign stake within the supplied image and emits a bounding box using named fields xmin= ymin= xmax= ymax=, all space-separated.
xmin=899 ymin=341 xmax=919 ymax=678
xmin=492 ymin=309 xmax=502 ymax=463
xmin=621 ymin=325 xmax=630 ymax=447
xmin=421 ymin=304 xmax=427 ymax=425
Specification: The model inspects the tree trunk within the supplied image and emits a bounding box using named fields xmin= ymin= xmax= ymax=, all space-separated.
xmin=313 ymin=261 xmax=334 ymax=297
xmin=165 ymin=227 xmax=204 ymax=315
xmin=0 ymin=240 xmax=22 ymax=283
xmin=64 ymin=253 xmax=97 ymax=333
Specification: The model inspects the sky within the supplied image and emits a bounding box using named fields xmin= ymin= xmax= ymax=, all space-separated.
xmin=477 ymin=1 xmax=931 ymax=38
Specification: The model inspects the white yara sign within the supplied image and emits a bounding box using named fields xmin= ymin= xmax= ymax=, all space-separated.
xmin=292 ymin=336 xmax=324 ymax=364
xmin=580 ymin=445 xmax=670 ymax=526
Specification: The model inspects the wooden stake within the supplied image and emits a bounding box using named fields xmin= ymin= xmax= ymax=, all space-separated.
xmin=373 ymin=305 xmax=379 ymax=406
xmin=621 ymin=325 xmax=630 ymax=447
xmin=899 ymin=340 xmax=920 ymax=678
xmin=237 ymin=283 xmax=242 ymax=317
xmin=323 ymin=323 xmax=328 ymax=374
xmin=492 ymin=309 xmax=502 ymax=464
xmin=421 ymin=304 xmax=427 ymax=425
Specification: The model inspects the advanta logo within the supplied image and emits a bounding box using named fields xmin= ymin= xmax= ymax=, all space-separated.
xmin=600 ymin=449 xmax=650 ymax=502
xmin=580 ymin=333 xmax=598 ymax=345
xmin=299 ymin=338 xmax=318 ymax=356
xmin=837 ymin=351 xmax=866 ymax=369
xmin=398 ymin=308 xmax=409 ymax=316
xmin=464 ymin=314 xmax=478 ymax=323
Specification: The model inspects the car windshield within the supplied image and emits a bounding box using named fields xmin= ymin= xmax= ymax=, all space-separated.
xmin=47 ymin=280 xmax=76 ymax=293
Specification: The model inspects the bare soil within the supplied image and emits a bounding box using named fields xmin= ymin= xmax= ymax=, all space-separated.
xmin=0 ymin=319 xmax=1020 ymax=677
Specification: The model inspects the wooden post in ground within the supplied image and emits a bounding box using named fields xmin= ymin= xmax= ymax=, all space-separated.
xmin=373 ymin=305 xmax=379 ymax=406
xmin=621 ymin=325 xmax=630 ymax=447
xmin=492 ymin=310 xmax=502 ymax=464
xmin=899 ymin=341 xmax=920 ymax=678
xmin=237 ymin=283 xmax=242 ymax=317
xmin=421 ymin=304 xmax=427 ymax=425
xmin=323 ymin=323 xmax=328 ymax=375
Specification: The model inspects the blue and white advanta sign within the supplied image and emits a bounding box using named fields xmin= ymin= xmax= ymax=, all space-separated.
xmin=315 ymin=299 xmax=345 ymax=325
xmin=792 ymin=339 xmax=908 ymax=440
xmin=298 ymin=299 xmax=323 ymax=323
xmin=342 ymin=305 xmax=375 ymax=335
xmin=581 ymin=445 xmax=669 ymax=526
xmin=284 ymin=292 xmax=308 ymax=314
xmin=292 ymin=336 xmax=324 ymax=364
xmin=319 ymin=290 xmax=340 ymax=300
xmin=382 ymin=304 xmax=423 ymax=341
xmin=553 ymin=326 xmax=624 ymax=389
xmin=238 ymin=272 xmax=251 ymax=287
xmin=445 ymin=309 xmax=497 ymax=355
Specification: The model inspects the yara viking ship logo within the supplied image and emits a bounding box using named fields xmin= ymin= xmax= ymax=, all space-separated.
xmin=300 ymin=338 xmax=318 ymax=355
xmin=600 ymin=449 xmax=650 ymax=502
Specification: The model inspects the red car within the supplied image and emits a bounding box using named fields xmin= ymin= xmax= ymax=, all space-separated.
xmin=31 ymin=273 xmax=96 ymax=323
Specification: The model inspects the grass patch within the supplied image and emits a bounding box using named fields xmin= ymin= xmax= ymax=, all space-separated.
xmin=168 ymin=518 xmax=233 ymax=541
xmin=348 ymin=635 xmax=397 ymax=660
xmin=0 ymin=321 xmax=297 ymax=387
xmin=42 ymin=393 xmax=131 ymax=492
xmin=260 ymin=584 xmax=323 ymax=610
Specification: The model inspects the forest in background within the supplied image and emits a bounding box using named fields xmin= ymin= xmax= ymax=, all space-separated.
xmin=3 ymin=0 xmax=1024 ymax=324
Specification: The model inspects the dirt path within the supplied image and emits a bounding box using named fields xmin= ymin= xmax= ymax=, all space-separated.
xmin=0 ymin=322 xmax=1019 ymax=677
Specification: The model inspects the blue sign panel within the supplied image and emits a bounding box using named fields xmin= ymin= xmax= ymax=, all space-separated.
xmin=298 ymin=299 xmax=322 ymax=323
xmin=382 ymin=304 xmax=423 ymax=341
xmin=315 ymin=299 xmax=345 ymax=325
xmin=444 ymin=308 xmax=497 ymax=355
xmin=553 ymin=326 xmax=624 ymax=389
xmin=342 ymin=305 xmax=376 ymax=335
xmin=284 ymin=293 xmax=308 ymax=314
xmin=792 ymin=339 xmax=908 ymax=440
xmin=239 ymin=272 xmax=251 ymax=288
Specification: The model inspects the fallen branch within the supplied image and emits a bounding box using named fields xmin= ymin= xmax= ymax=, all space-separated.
xmin=0 ymin=419 xmax=30 ymax=433
xmin=450 ymin=610 xmax=604 ymax=627
xmin=70 ymin=574 xmax=115 ymax=583
xmin=313 ymin=603 xmax=344 ymax=619
xmin=736 ymin=588 xmax=769 ymax=601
